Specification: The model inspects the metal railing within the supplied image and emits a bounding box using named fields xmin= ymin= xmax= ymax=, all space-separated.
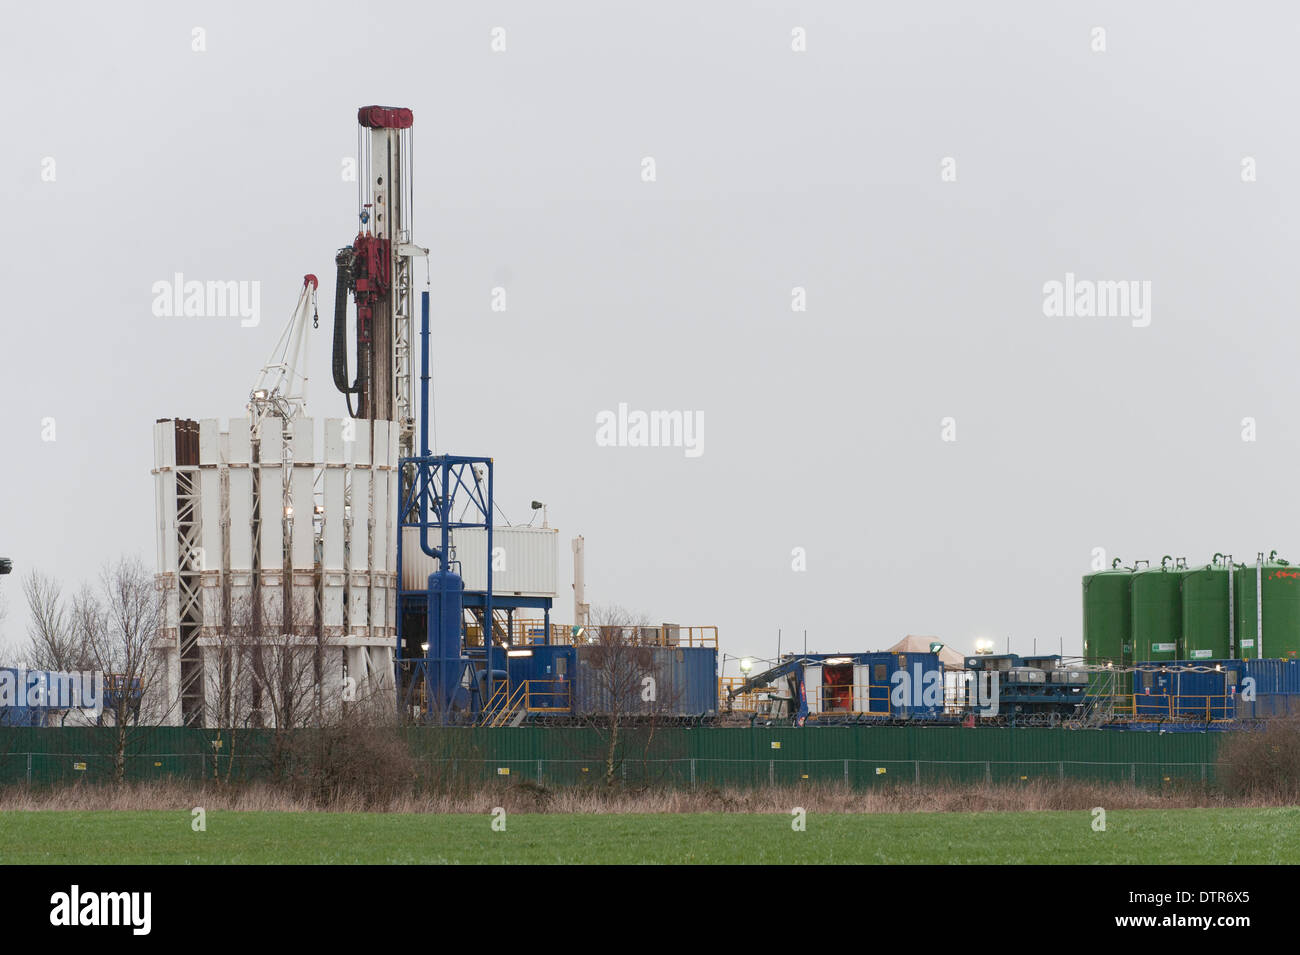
xmin=516 ymin=679 xmax=572 ymax=712
xmin=807 ymin=684 xmax=895 ymax=717
xmin=467 ymin=621 xmax=719 ymax=649
xmin=466 ymin=621 xmax=571 ymax=647
xmin=718 ymin=676 xmax=777 ymax=713
xmin=479 ymin=679 xmax=574 ymax=727
xmin=557 ymin=625 xmax=718 ymax=648
xmin=479 ymin=682 xmax=511 ymax=726
xmin=720 ymin=682 xmax=900 ymax=718
xmin=1130 ymin=693 xmax=1237 ymax=722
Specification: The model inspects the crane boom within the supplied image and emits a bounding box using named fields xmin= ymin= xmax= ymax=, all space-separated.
xmin=248 ymin=274 xmax=318 ymax=428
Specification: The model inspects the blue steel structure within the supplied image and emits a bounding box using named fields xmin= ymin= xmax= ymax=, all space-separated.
xmin=395 ymin=450 xmax=495 ymax=722
xmin=396 ymin=291 xmax=556 ymax=722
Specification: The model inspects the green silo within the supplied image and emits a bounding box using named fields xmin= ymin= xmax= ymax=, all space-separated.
xmin=1131 ymin=558 xmax=1185 ymax=662
xmin=1234 ymin=554 xmax=1300 ymax=661
xmin=1083 ymin=563 xmax=1134 ymax=666
xmin=1181 ymin=556 xmax=1238 ymax=662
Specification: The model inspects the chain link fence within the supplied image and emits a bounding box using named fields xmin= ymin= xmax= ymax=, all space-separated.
xmin=0 ymin=752 xmax=1215 ymax=788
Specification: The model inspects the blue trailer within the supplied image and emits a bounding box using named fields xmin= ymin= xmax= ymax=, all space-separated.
xmin=493 ymin=643 xmax=718 ymax=724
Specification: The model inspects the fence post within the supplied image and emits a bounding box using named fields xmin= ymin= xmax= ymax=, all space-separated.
xmin=845 ymin=759 xmax=850 ymax=786
xmin=1059 ymin=761 xmax=1064 ymax=782
xmin=537 ymin=759 xmax=543 ymax=784
xmin=914 ymin=760 xmax=920 ymax=784
xmin=691 ymin=758 xmax=697 ymax=789
xmin=769 ymin=759 xmax=774 ymax=786
xmin=984 ymin=761 xmax=991 ymax=783
xmin=1131 ymin=763 xmax=1136 ymax=785
xmin=27 ymin=753 xmax=32 ymax=785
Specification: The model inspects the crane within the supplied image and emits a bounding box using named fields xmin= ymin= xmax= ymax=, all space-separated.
xmin=247 ymin=274 xmax=318 ymax=430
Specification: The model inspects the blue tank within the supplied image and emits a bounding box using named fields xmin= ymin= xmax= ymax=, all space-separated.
xmin=426 ymin=570 xmax=465 ymax=714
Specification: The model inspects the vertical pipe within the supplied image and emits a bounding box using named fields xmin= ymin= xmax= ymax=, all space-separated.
xmin=485 ymin=460 xmax=495 ymax=706
xmin=572 ymin=535 xmax=586 ymax=632
xmin=396 ymin=480 xmax=403 ymax=705
xmin=1257 ymin=553 xmax=1264 ymax=659
xmin=440 ymin=460 xmax=451 ymax=722
xmin=416 ymin=291 xmax=439 ymax=562
xmin=420 ymin=292 xmax=430 ymax=458
xmin=1227 ymin=556 xmax=1235 ymax=660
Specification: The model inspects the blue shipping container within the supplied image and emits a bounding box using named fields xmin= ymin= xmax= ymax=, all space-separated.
xmin=574 ymin=646 xmax=717 ymax=717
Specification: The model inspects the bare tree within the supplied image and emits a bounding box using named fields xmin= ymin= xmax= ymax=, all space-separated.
xmin=209 ymin=589 xmax=353 ymax=780
xmin=79 ymin=557 xmax=175 ymax=780
xmin=21 ymin=569 xmax=93 ymax=672
xmin=579 ymin=604 xmax=682 ymax=789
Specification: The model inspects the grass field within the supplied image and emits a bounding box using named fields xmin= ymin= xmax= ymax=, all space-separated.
xmin=1 ymin=807 xmax=1297 ymax=864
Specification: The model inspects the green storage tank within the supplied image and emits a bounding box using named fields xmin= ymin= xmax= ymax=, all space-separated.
xmin=1083 ymin=562 xmax=1135 ymax=666
xmin=1131 ymin=557 xmax=1186 ymax=662
xmin=1181 ymin=555 xmax=1240 ymax=662
xmin=1234 ymin=553 xmax=1300 ymax=661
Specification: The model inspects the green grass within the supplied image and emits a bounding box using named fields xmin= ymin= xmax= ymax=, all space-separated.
xmin=0 ymin=808 xmax=1297 ymax=864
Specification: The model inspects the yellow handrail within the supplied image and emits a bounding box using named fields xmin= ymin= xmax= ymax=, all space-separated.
xmin=478 ymin=681 xmax=511 ymax=726
xmin=522 ymin=679 xmax=572 ymax=712
xmin=470 ymin=619 xmax=721 ymax=648
xmin=490 ymin=682 xmax=529 ymax=728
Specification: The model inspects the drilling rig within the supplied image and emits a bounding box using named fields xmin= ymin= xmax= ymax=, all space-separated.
xmin=152 ymin=107 xmax=562 ymax=728
xmin=332 ymin=105 xmax=426 ymax=462
xmin=331 ymin=107 xmax=539 ymax=723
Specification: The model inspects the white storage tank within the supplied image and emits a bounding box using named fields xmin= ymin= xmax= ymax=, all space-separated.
xmin=401 ymin=526 xmax=558 ymax=596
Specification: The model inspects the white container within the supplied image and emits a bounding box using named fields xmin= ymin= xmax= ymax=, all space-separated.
xmin=401 ymin=526 xmax=558 ymax=596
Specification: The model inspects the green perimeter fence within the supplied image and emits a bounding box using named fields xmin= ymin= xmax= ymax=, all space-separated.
xmin=0 ymin=726 xmax=1225 ymax=790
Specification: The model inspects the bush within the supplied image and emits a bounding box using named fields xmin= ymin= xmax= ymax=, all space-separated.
xmin=286 ymin=719 xmax=420 ymax=809
xmin=1216 ymin=719 xmax=1300 ymax=802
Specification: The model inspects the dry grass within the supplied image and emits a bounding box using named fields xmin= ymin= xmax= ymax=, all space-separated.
xmin=0 ymin=777 xmax=1293 ymax=815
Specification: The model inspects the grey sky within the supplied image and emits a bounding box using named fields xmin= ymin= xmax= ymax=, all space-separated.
xmin=2 ymin=2 xmax=1297 ymax=680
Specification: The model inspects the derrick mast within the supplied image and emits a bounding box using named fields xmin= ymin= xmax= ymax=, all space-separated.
xmin=333 ymin=105 xmax=426 ymax=461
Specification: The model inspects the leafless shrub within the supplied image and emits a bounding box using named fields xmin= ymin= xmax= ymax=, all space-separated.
xmin=576 ymin=604 xmax=686 ymax=790
xmin=290 ymin=702 xmax=420 ymax=809
xmin=1216 ymin=719 xmax=1300 ymax=801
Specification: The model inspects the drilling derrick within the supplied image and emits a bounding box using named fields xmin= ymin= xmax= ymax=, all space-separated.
xmin=333 ymin=105 xmax=425 ymax=459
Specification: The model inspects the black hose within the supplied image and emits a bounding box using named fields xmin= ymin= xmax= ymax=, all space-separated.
xmin=332 ymin=247 xmax=359 ymax=417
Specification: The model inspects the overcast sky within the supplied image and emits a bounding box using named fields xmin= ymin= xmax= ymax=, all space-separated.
xmin=2 ymin=2 xmax=1298 ymax=679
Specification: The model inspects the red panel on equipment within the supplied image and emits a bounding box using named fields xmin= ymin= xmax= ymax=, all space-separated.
xmin=357 ymin=105 xmax=414 ymax=129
